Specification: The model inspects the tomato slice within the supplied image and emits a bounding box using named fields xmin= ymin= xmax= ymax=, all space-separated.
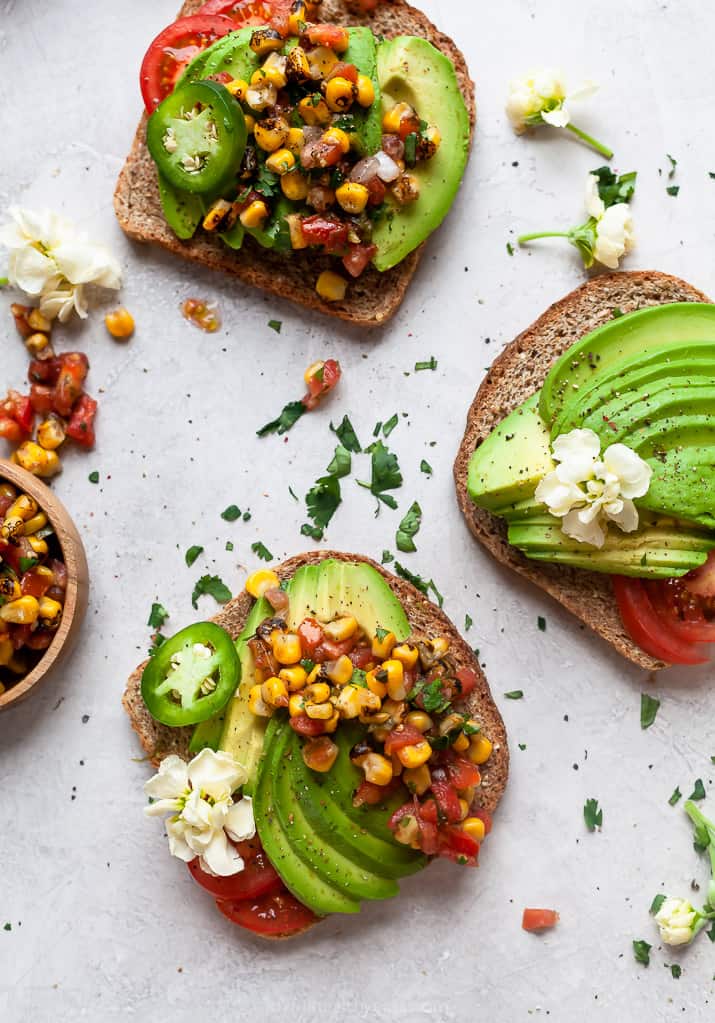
xmin=216 ymin=889 xmax=318 ymax=936
xmin=200 ymin=0 xmax=292 ymax=30
xmin=681 ymin=552 xmax=715 ymax=598
xmin=187 ymin=838 xmax=283 ymax=900
xmin=140 ymin=14 xmax=235 ymax=113
xmin=644 ymin=577 xmax=715 ymax=644
xmin=522 ymin=908 xmax=559 ymax=932
xmin=612 ymin=576 xmax=710 ymax=665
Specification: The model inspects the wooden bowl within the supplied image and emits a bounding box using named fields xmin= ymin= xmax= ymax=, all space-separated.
xmin=0 ymin=459 xmax=89 ymax=711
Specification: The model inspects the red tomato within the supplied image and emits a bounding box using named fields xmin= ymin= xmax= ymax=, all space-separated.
xmin=187 ymin=839 xmax=283 ymax=900
xmin=53 ymin=353 xmax=89 ymax=417
xmin=398 ymin=115 xmax=421 ymax=141
xmin=343 ymin=243 xmax=377 ymax=279
xmin=303 ymin=24 xmax=350 ymax=51
xmin=455 ymin=667 xmax=478 ymax=700
xmin=302 ymin=359 xmax=342 ymax=411
xmin=289 ymin=714 xmax=326 ymax=737
xmin=0 ymin=493 xmax=14 ymax=516
xmin=140 ymin=14 xmax=235 ymax=113
xmin=642 ymin=553 xmax=715 ymax=644
xmin=314 ymin=637 xmax=355 ymax=661
xmin=612 ymin=576 xmax=709 ymax=665
xmin=326 ymin=62 xmax=359 ymax=83
xmin=439 ymin=826 xmax=480 ymax=864
xmin=383 ymin=723 xmax=426 ymax=756
xmin=473 ymin=808 xmax=492 ymax=836
xmin=297 ymin=617 xmax=325 ymax=657
xmin=681 ymin=552 xmax=715 ymax=597
xmin=365 ymin=175 xmax=387 ymax=207
xmin=301 ymin=215 xmax=349 ymax=252
xmin=301 ymin=138 xmax=344 ymax=170
xmin=441 ymin=751 xmax=481 ymax=791
xmin=349 ymin=645 xmax=375 ymax=669
xmin=21 ymin=570 xmax=52 ymax=600
xmin=28 ymin=357 xmax=61 ymax=386
xmin=427 ymin=772 xmax=463 ymax=824
xmin=416 ymin=817 xmax=439 ymax=855
xmin=66 ymin=394 xmax=97 ymax=449
xmin=353 ymin=780 xmax=387 ymax=806
xmin=0 ymin=391 xmax=34 ymax=435
xmin=200 ymin=0 xmax=292 ymax=32
xmin=522 ymin=908 xmax=559 ymax=932
xmin=24 ymin=629 xmax=54 ymax=651
xmin=0 ymin=418 xmax=22 ymax=443
xmin=29 ymin=384 xmax=55 ymax=415
xmin=216 ymin=890 xmax=318 ymax=937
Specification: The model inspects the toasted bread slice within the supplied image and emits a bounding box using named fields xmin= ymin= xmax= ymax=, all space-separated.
xmin=114 ymin=0 xmax=475 ymax=327
xmin=123 ymin=550 xmax=507 ymax=938
xmin=454 ymin=271 xmax=711 ymax=672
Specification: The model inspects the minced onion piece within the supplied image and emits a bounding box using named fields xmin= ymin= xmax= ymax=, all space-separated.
xmin=350 ymin=156 xmax=380 ymax=184
xmin=374 ymin=151 xmax=401 ymax=182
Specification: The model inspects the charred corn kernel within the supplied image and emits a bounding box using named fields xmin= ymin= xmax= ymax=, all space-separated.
xmin=404 ymin=763 xmax=431 ymax=796
xmin=21 ymin=512 xmax=47 ymax=535
xmin=323 ymin=126 xmax=350 ymax=153
xmin=0 ymin=595 xmax=40 ymax=625
xmin=365 ymin=669 xmax=387 ymax=699
xmin=14 ymin=442 xmax=60 ymax=478
xmin=316 ymin=271 xmax=347 ymax=302
xmin=356 ymin=73 xmax=375 ymax=108
xmin=420 ymin=125 xmax=441 ymax=155
xmin=357 ymin=690 xmax=382 ymax=720
xmin=324 ymin=616 xmax=358 ymax=642
xmin=298 ymin=95 xmax=331 ymax=126
xmin=0 ymin=483 xmax=16 ymax=502
xmin=249 ymin=684 xmax=273 ymax=717
xmin=286 ymin=44 xmax=311 ymax=81
xmin=35 ymin=566 xmax=54 ymax=585
xmin=254 ymin=116 xmax=289 ymax=152
xmin=372 ymin=631 xmax=396 ymax=660
xmin=285 ymin=127 xmax=305 ymax=154
xmin=0 ymin=578 xmax=21 ymax=601
xmin=282 ymin=169 xmax=310 ymax=202
xmin=38 ymin=596 xmax=62 ymax=622
xmin=324 ymin=76 xmax=355 ymax=112
xmin=272 ymin=632 xmax=302 ymax=665
xmin=382 ymin=101 xmax=413 ymax=134
xmin=246 ymin=570 xmax=280 ymax=599
xmin=307 ymin=45 xmax=339 ymax=79
xmin=452 ymin=733 xmax=470 ymax=753
xmin=105 ymin=307 xmax=135 ymax=339
xmin=305 ymin=701 xmax=334 ymax=720
xmin=262 ymin=676 xmax=289 ymax=707
xmin=36 ymin=416 xmax=66 ymax=451
xmin=439 ymin=713 xmax=464 ymax=736
xmin=288 ymin=693 xmax=306 ymax=717
xmin=392 ymin=643 xmax=419 ymax=669
xmin=0 ymin=638 xmax=12 ymax=667
xmin=335 ymin=181 xmax=368 ymax=215
xmin=306 ymin=663 xmax=322 ymax=685
xmin=280 ymin=666 xmax=307 ymax=691
xmin=250 ymin=27 xmax=284 ymax=55
xmin=27 ymin=535 xmax=48 ymax=556
xmin=260 ymin=52 xmax=288 ymax=88
xmin=304 ymin=682 xmax=331 ymax=704
xmin=397 ymin=741 xmax=432 ymax=770
xmin=335 ymin=684 xmax=362 ymax=719
xmin=202 ymin=199 xmax=232 ymax=232
xmin=245 ymin=82 xmax=278 ymax=111
xmin=225 ymin=78 xmax=249 ymax=100
xmin=405 ymin=711 xmax=433 ymax=734
xmin=26 ymin=331 xmax=50 ymax=355
xmin=266 ymin=148 xmax=296 ymax=175
xmin=240 ymin=200 xmax=270 ymax=230
xmin=469 ymin=734 xmax=493 ymax=765
xmin=6 ymin=495 xmax=38 ymax=522
xmin=324 ymin=708 xmax=340 ymax=733
xmin=462 ymin=817 xmax=486 ymax=842
xmin=286 ymin=213 xmax=308 ymax=250
xmin=287 ymin=1 xmax=307 ymax=34
xmin=1 ymin=517 xmax=23 ymax=543
xmin=431 ymin=637 xmax=450 ymax=659
xmin=326 ymin=654 xmax=353 ymax=686
xmin=394 ymin=814 xmax=420 ymax=847
xmin=244 ymin=113 xmax=256 ymax=134
xmin=392 ymin=173 xmax=420 ymax=206
xmin=382 ymin=659 xmax=406 ymax=700
xmin=359 ymin=752 xmax=393 ymax=786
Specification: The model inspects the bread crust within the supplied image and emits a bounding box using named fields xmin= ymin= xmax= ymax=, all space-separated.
xmin=113 ymin=0 xmax=475 ymax=326
xmin=453 ymin=271 xmax=711 ymax=671
xmin=123 ymin=550 xmax=508 ymax=938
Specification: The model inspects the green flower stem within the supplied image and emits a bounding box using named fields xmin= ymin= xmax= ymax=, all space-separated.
xmin=684 ymin=800 xmax=715 ymax=876
xmin=566 ymin=122 xmax=614 ymax=159
xmin=517 ymin=231 xmax=570 ymax=246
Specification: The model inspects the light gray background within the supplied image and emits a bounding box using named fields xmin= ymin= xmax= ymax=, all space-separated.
xmin=1 ymin=0 xmax=714 ymax=1019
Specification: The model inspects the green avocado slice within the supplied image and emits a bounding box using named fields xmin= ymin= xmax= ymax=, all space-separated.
xmin=343 ymin=27 xmax=382 ymax=156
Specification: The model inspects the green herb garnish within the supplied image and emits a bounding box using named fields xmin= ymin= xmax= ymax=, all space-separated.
xmin=359 ymin=440 xmax=403 ymax=513
xmin=185 ymin=546 xmax=203 ymax=567
xmin=633 ymin=940 xmax=652 ymax=966
xmin=191 ymin=575 xmax=232 ymax=609
xmin=331 ymin=415 xmax=361 ymax=453
xmin=396 ymin=501 xmax=422 ymax=553
xmin=666 ymin=185 xmax=680 ymax=197
xmin=641 ymin=693 xmax=661 ymax=730
xmin=251 ymin=542 xmax=273 ymax=562
xmin=326 ymin=445 xmax=352 ymax=479
xmin=147 ymin=602 xmax=169 ymax=629
xmin=268 ymin=319 xmax=282 ymax=333
xmin=221 ymin=505 xmax=241 ymax=522
xmin=88 ymin=471 xmax=99 ymax=484
xmin=382 ymin=413 xmax=399 ymax=438
xmin=415 ymin=357 xmax=437 ymax=371
xmin=394 ymin=561 xmax=443 ymax=607
xmin=504 ymin=690 xmax=523 ymax=700
xmin=465 ymin=614 xmax=473 ymax=631
xmin=420 ymin=459 xmax=433 ymax=475
xmin=584 ymin=798 xmax=603 ymax=831
xmin=669 ymin=787 xmax=682 ymax=806
xmin=689 ymin=778 xmax=707 ymax=801
xmin=257 ymin=400 xmax=305 ymax=437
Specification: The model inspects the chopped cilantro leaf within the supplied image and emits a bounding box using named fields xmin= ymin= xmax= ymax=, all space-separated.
xmin=465 ymin=614 xmax=473 ymax=631
xmin=251 ymin=542 xmax=273 ymax=562
xmin=358 ymin=440 xmax=402 ymax=512
xmin=3 ymin=922 xmax=11 ymax=931
xmin=301 ymin=523 xmax=324 ymax=541
xmin=689 ymin=778 xmax=706 ymax=801
xmin=518 ymin=743 xmax=527 ymax=751
xmin=225 ymin=541 xmax=234 ymax=552
xmin=88 ymin=471 xmax=99 ymax=484
xmin=383 ymin=413 xmax=399 ymax=438
xmin=584 ymin=798 xmax=603 ymax=831
xmin=255 ymin=163 xmax=279 ymax=197
xmin=147 ymin=602 xmax=168 ymax=629
xmin=381 ymin=550 xmax=394 ymax=564
xmin=415 ymin=357 xmax=437 ymax=371
xmin=326 ymin=444 xmax=352 ymax=479
xmin=288 ymin=486 xmax=298 ymax=502
xmin=185 ymin=545 xmax=204 ymax=567
xmin=243 ymin=511 xmax=251 ymax=522
xmin=221 ymin=505 xmax=241 ymax=522
xmin=148 ymin=632 xmax=166 ymax=657
xmin=707 ymin=922 xmax=715 ymax=942
xmin=666 ymin=185 xmax=680 ymax=197
xmin=420 ymin=459 xmax=433 ymax=475
xmin=669 ymin=787 xmax=682 ymax=806
xmin=537 ymin=616 xmax=547 ymax=632
xmin=375 ymin=627 xmax=389 ymax=642
xmin=304 ymin=474 xmax=341 ymax=539
xmin=300 ymin=658 xmax=315 ymax=673
xmin=640 ymin=693 xmax=660 ymax=729
xmin=191 ymin=574 xmax=232 ymax=609
xmin=650 ymin=894 xmax=666 ymax=915
xmin=633 ymin=939 xmax=651 ymax=966
xmin=351 ymin=668 xmax=368 ymax=689
xmin=670 ymin=964 xmax=681 ymax=979
xmin=410 ymin=677 xmax=451 ymax=715
xmin=257 ymin=400 xmax=306 ymax=437
xmin=591 ymin=166 xmax=637 ymax=207
xmin=506 ymin=241 xmax=514 ymax=256
xmin=393 ymin=561 xmax=443 ymax=607
xmin=504 ymin=690 xmax=523 ymax=700
xmin=331 ymin=415 xmax=361 ymax=453
xmin=710 ymin=172 xmax=715 ymax=180
xmin=268 ymin=319 xmax=282 ymax=333
xmin=396 ymin=501 xmax=422 ymax=553
xmin=18 ymin=556 xmax=38 ymax=573
xmin=666 ymin=153 xmax=677 ymax=177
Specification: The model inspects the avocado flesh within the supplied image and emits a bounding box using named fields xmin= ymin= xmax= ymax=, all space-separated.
xmin=524 ymin=549 xmax=707 ymax=578
xmin=540 ymin=303 xmax=715 ymax=425
xmin=202 ymin=26 xmax=260 ymax=81
xmin=467 ymin=393 xmax=554 ymax=511
xmin=372 ymin=36 xmax=470 ymax=272
xmin=254 ymin=718 xmax=360 ymax=915
xmin=157 ymin=173 xmax=203 ymax=240
xmin=344 ymin=27 xmax=382 ymax=156
xmin=273 ymin=726 xmax=400 ymax=902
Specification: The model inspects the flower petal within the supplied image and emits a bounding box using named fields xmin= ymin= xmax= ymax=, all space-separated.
xmin=144 ymin=755 xmax=189 ymax=800
xmin=601 ymin=443 xmax=652 ymax=498
xmin=562 ymin=508 xmax=606 ymax=547
xmin=584 ymin=173 xmax=606 ymax=219
xmin=200 ymin=829 xmax=246 ymax=877
xmin=144 ymin=797 xmax=182 ymax=818
xmin=225 ymin=797 xmax=257 ymax=842
xmin=52 ymin=239 xmax=122 ymax=288
xmin=542 ymin=105 xmax=570 ymax=128
xmin=8 ymin=247 xmax=56 ymax=296
xmin=552 ymin=428 xmax=601 ymax=481
xmin=187 ymin=748 xmax=247 ymax=802
xmin=166 ymin=817 xmax=196 ymax=863
xmin=606 ymin=498 xmax=639 ymax=533
xmin=593 ymin=203 xmax=634 ymax=269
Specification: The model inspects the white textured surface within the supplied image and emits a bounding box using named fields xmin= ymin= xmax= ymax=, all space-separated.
xmin=1 ymin=0 xmax=714 ymax=1019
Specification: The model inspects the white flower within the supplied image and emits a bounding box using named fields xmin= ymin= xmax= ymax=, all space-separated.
xmin=144 ymin=748 xmax=255 ymax=877
xmin=654 ymin=897 xmax=702 ymax=946
xmin=535 ymin=429 xmax=652 ymax=548
xmin=506 ymin=69 xmax=598 ymax=133
xmin=0 ymin=207 xmax=121 ymax=322
xmin=583 ymin=173 xmax=635 ymax=269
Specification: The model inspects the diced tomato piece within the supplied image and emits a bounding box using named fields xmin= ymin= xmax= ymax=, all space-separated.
xmin=522 ymin=908 xmax=559 ymax=932
xmin=349 ymin=645 xmax=375 ymax=669
xmin=365 ymin=175 xmax=387 ymax=207
xmin=303 ymin=359 xmax=342 ymax=408
xmin=21 ymin=570 xmax=52 ymax=600
xmin=24 ymin=629 xmax=54 ymax=651
xmin=428 ymin=772 xmax=463 ymax=824
xmin=29 ymin=384 xmax=55 ymax=416
xmin=442 ymin=751 xmax=481 ymax=791
xmin=49 ymin=559 xmax=67 ymax=591
xmin=28 ymin=357 xmax=61 ymax=386
xmin=343 ymin=242 xmax=377 ymax=279
xmin=11 ymin=625 xmax=33 ymax=650
xmin=303 ymin=23 xmax=350 ymax=50
xmin=613 ymin=576 xmax=709 ymax=665
xmin=53 ymin=353 xmax=89 ymax=417
xmin=65 ymin=394 xmax=97 ymax=448
xmin=248 ymin=636 xmax=279 ymax=676
xmin=313 ymin=637 xmax=355 ymax=662
xmin=417 ymin=798 xmax=438 ymax=824
xmin=0 ymin=418 xmax=22 ymax=443
xmin=326 ymin=61 xmax=359 ymax=83
xmin=398 ymin=113 xmax=421 ymax=141
xmin=388 ymin=799 xmax=419 ymax=831
xmin=289 ymin=714 xmax=326 ymax=737
xmin=383 ymin=723 xmax=427 ymax=756
xmin=439 ymin=826 xmax=480 ymax=864
xmin=416 ymin=817 xmax=440 ymax=856
xmin=0 ymin=391 xmax=34 ymax=435
xmin=354 ymin=780 xmax=388 ymax=807
xmin=297 ymin=617 xmax=325 ymax=657
xmin=455 ymin=667 xmax=478 ymax=700
xmin=301 ymin=215 xmax=349 ymax=253
xmin=301 ymin=138 xmax=344 ymax=169
xmin=473 ymin=808 xmax=492 ymax=836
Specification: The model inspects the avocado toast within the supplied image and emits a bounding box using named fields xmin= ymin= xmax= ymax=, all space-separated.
xmin=114 ymin=0 xmax=475 ymax=326
xmin=454 ymin=271 xmax=715 ymax=671
xmin=124 ymin=551 xmax=507 ymax=939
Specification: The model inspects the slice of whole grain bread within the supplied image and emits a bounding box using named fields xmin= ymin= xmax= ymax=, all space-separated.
xmin=123 ymin=550 xmax=507 ymax=938
xmin=453 ymin=271 xmax=711 ymax=672
xmin=114 ymin=0 xmax=475 ymax=327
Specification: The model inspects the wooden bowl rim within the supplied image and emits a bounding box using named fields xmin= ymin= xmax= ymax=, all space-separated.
xmin=0 ymin=459 xmax=89 ymax=710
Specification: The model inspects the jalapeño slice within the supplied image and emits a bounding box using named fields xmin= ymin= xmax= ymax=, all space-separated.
xmin=141 ymin=622 xmax=240 ymax=726
xmin=146 ymin=80 xmax=246 ymax=194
